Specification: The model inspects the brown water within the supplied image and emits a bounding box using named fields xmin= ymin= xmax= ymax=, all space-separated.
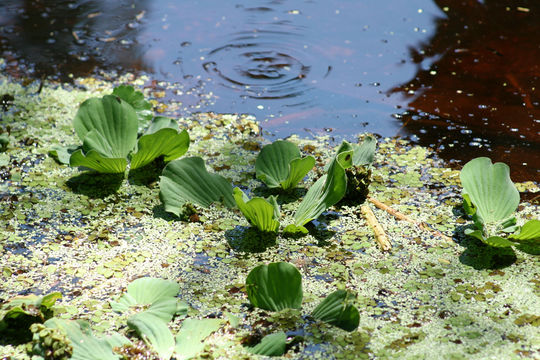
xmin=1 ymin=0 xmax=538 ymax=181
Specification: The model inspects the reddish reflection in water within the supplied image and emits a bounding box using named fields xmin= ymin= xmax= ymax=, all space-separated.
xmin=392 ymin=0 xmax=539 ymax=181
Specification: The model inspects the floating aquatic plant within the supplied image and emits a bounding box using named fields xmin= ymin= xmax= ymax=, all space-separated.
xmin=460 ymin=157 xmax=540 ymax=248
xmin=159 ymin=156 xmax=235 ymax=216
xmin=233 ymin=187 xmax=280 ymax=233
xmin=255 ymin=140 xmax=315 ymax=191
xmin=53 ymin=86 xmax=189 ymax=174
xmin=284 ymin=141 xmax=353 ymax=235
xmin=342 ymin=135 xmax=377 ymax=204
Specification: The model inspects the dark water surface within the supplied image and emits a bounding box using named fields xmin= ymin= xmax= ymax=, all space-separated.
xmin=1 ymin=0 xmax=538 ymax=181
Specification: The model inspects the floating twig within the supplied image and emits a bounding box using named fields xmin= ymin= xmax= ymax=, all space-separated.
xmin=367 ymin=196 xmax=453 ymax=243
xmin=360 ymin=204 xmax=392 ymax=251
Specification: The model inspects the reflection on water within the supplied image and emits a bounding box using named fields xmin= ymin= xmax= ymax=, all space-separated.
xmin=0 ymin=0 xmax=538 ymax=180
xmin=0 ymin=0 xmax=150 ymax=79
xmin=392 ymin=0 xmax=539 ymax=181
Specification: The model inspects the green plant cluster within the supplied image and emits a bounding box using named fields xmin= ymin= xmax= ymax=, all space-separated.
xmin=160 ymin=136 xmax=377 ymax=238
xmin=50 ymin=85 xmax=189 ymax=174
xmin=2 ymin=278 xmax=224 ymax=360
xmin=460 ymin=157 xmax=540 ymax=248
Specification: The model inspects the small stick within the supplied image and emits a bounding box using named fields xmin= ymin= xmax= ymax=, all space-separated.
xmin=367 ymin=196 xmax=453 ymax=243
xmin=360 ymin=204 xmax=392 ymax=251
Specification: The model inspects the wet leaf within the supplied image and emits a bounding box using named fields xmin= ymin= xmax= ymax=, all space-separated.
xmin=246 ymin=331 xmax=287 ymax=357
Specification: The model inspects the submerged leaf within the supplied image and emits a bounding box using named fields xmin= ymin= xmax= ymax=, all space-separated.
xmin=293 ymin=142 xmax=353 ymax=226
xmin=246 ymin=262 xmax=303 ymax=311
xmin=233 ymin=188 xmax=280 ymax=233
xmin=160 ymin=157 xmax=235 ymax=215
xmin=255 ymin=140 xmax=315 ymax=191
xmin=311 ymin=290 xmax=360 ymax=332
xmin=174 ymin=318 xmax=223 ymax=359
xmin=460 ymin=157 xmax=519 ymax=224
xmin=246 ymin=331 xmax=287 ymax=356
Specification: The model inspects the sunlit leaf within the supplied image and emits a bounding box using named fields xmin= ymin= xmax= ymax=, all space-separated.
xmin=464 ymin=228 xmax=515 ymax=248
xmin=460 ymin=157 xmax=519 ymax=224
xmin=174 ymin=318 xmax=223 ymax=359
xmin=256 ymin=140 xmax=315 ymax=191
xmin=246 ymin=331 xmax=287 ymax=357
xmin=233 ymin=188 xmax=280 ymax=233
xmin=246 ymin=262 xmax=302 ymax=311
xmin=70 ymin=149 xmax=128 ymax=174
xmin=510 ymin=219 xmax=540 ymax=242
xmin=110 ymin=277 xmax=181 ymax=322
xmin=130 ymin=119 xmax=189 ymax=169
xmin=128 ymin=312 xmax=175 ymax=360
xmin=112 ymin=85 xmax=153 ymax=128
xmin=159 ymin=157 xmax=235 ymax=215
xmin=293 ymin=142 xmax=353 ymax=226
xmin=352 ymin=135 xmax=376 ymax=166
xmin=42 ymin=318 xmax=121 ymax=360
xmin=311 ymin=290 xmax=359 ymax=332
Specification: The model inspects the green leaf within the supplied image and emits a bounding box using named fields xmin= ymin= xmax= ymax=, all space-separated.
xmin=352 ymin=135 xmax=376 ymax=166
xmin=69 ymin=149 xmax=127 ymax=174
xmin=70 ymin=95 xmax=139 ymax=173
xmin=484 ymin=236 xmax=516 ymax=248
xmin=246 ymin=262 xmax=303 ymax=311
xmin=174 ymin=318 xmax=223 ymax=359
xmin=128 ymin=312 xmax=175 ymax=360
xmin=233 ymin=188 xmax=280 ymax=233
xmin=510 ymin=219 xmax=540 ymax=242
xmin=159 ymin=157 xmax=235 ymax=215
xmin=246 ymin=331 xmax=287 ymax=356
xmin=283 ymin=224 xmax=309 ymax=236
xmin=294 ymin=142 xmax=353 ymax=226
xmin=112 ymin=85 xmax=153 ymax=128
xmin=311 ymin=290 xmax=360 ymax=332
xmin=130 ymin=127 xmax=189 ymax=170
xmin=460 ymin=157 xmax=519 ymax=224
xmin=255 ymin=140 xmax=315 ymax=191
xmin=43 ymin=318 xmax=121 ymax=360
xmin=73 ymin=95 xmax=138 ymax=158
xmin=110 ymin=277 xmax=181 ymax=322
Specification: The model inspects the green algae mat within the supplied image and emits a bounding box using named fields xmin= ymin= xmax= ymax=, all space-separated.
xmin=0 ymin=73 xmax=539 ymax=359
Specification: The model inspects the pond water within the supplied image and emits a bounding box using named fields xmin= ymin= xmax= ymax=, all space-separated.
xmin=0 ymin=0 xmax=538 ymax=181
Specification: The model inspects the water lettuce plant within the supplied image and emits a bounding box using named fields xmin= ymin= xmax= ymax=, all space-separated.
xmin=284 ymin=141 xmax=354 ymax=234
xmin=160 ymin=156 xmax=235 ymax=216
xmin=342 ymin=135 xmax=377 ymax=203
xmin=54 ymin=86 xmax=189 ymax=174
xmin=25 ymin=277 xmax=223 ymax=360
xmin=460 ymin=157 xmax=540 ymax=248
xmin=244 ymin=262 xmax=360 ymax=356
xmin=233 ymin=188 xmax=280 ymax=233
xmin=255 ymin=140 xmax=315 ymax=191
xmin=112 ymin=85 xmax=153 ymax=130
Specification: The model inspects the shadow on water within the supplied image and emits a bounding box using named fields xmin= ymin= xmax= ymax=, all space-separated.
xmin=454 ymin=224 xmax=517 ymax=270
xmin=127 ymin=158 xmax=165 ymax=186
xmin=225 ymin=226 xmax=277 ymax=253
xmin=391 ymin=0 xmax=540 ymax=182
xmin=66 ymin=171 xmax=123 ymax=198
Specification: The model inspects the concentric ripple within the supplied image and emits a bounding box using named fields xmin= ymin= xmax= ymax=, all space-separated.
xmin=203 ymin=31 xmax=314 ymax=100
